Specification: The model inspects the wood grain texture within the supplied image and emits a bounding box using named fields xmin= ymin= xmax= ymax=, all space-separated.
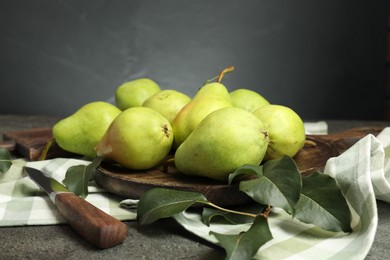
xmin=0 ymin=127 xmax=76 ymax=160
xmin=55 ymin=192 xmax=127 ymax=249
xmin=94 ymin=161 xmax=255 ymax=207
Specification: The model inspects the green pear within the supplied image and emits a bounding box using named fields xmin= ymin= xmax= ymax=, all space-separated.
xmin=96 ymin=107 xmax=173 ymax=170
xmin=115 ymin=78 xmax=161 ymax=110
xmin=52 ymin=101 xmax=121 ymax=158
xmin=142 ymin=89 xmax=191 ymax=124
xmin=230 ymin=88 xmax=270 ymax=112
xmin=253 ymin=104 xmax=305 ymax=160
xmin=172 ymin=82 xmax=231 ymax=149
xmin=175 ymin=107 xmax=268 ymax=182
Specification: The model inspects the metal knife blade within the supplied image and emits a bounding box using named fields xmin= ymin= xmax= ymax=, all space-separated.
xmin=24 ymin=166 xmax=127 ymax=249
xmin=24 ymin=166 xmax=69 ymax=202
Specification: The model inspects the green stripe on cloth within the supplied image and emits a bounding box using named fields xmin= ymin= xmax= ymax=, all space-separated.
xmin=257 ymin=228 xmax=341 ymax=259
xmin=256 ymin=209 xmax=343 ymax=259
xmin=1 ymin=198 xmax=36 ymax=226
xmin=330 ymin=196 xmax=377 ymax=259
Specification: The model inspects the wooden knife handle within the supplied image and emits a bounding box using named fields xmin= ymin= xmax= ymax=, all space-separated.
xmin=55 ymin=192 xmax=128 ymax=249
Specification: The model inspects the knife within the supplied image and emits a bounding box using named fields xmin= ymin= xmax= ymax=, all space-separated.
xmin=24 ymin=166 xmax=128 ymax=249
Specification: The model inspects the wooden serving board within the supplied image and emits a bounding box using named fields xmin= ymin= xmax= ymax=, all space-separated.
xmin=95 ymin=161 xmax=254 ymax=207
xmin=0 ymin=127 xmax=76 ymax=160
xmin=93 ymin=126 xmax=385 ymax=207
xmin=1 ymin=126 xmax=384 ymax=206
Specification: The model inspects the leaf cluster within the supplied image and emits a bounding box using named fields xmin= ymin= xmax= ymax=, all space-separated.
xmin=136 ymin=156 xmax=352 ymax=260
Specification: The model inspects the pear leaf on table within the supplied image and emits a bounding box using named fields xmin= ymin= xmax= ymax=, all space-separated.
xmin=137 ymin=188 xmax=209 ymax=225
xmin=294 ymin=172 xmax=352 ymax=232
xmin=238 ymin=156 xmax=302 ymax=215
xmin=0 ymin=147 xmax=12 ymax=173
xmin=210 ymin=215 xmax=273 ymax=260
xmin=202 ymin=203 xmax=267 ymax=226
xmin=62 ymin=157 xmax=102 ymax=198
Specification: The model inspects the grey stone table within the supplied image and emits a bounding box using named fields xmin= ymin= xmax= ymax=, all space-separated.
xmin=0 ymin=115 xmax=389 ymax=259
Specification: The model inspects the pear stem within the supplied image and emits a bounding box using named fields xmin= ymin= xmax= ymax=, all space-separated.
xmin=217 ymin=66 xmax=235 ymax=83
xmin=203 ymin=65 xmax=235 ymax=85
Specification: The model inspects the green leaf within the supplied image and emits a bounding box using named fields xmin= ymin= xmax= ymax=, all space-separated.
xmin=210 ymin=215 xmax=273 ymax=260
xmin=63 ymin=157 xmax=102 ymax=198
xmin=137 ymin=188 xmax=208 ymax=225
xmin=228 ymin=164 xmax=263 ymax=185
xmin=239 ymin=156 xmax=302 ymax=215
xmin=202 ymin=204 xmax=266 ymax=226
xmin=0 ymin=147 xmax=12 ymax=173
xmin=295 ymin=172 xmax=352 ymax=232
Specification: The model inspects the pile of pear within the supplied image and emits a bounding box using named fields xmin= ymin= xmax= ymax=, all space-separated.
xmin=52 ymin=70 xmax=306 ymax=182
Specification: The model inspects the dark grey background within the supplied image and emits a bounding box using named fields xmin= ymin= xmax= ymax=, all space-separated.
xmin=0 ymin=0 xmax=388 ymax=120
